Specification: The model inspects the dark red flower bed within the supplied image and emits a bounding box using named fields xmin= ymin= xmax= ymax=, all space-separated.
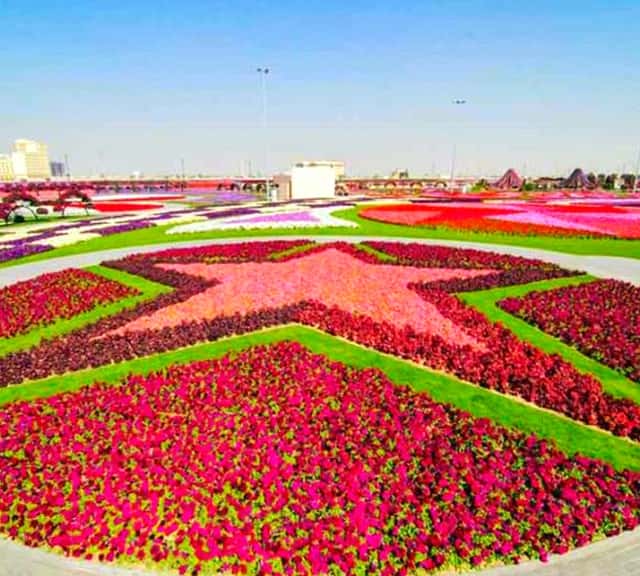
xmin=499 ymin=279 xmax=640 ymax=382
xmin=364 ymin=241 xmax=576 ymax=291
xmin=0 ymin=242 xmax=635 ymax=440
xmin=0 ymin=269 xmax=139 ymax=338
xmin=124 ymin=239 xmax=312 ymax=265
xmin=1 ymin=342 xmax=638 ymax=575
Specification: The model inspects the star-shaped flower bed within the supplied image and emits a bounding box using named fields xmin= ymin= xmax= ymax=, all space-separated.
xmin=108 ymin=248 xmax=496 ymax=348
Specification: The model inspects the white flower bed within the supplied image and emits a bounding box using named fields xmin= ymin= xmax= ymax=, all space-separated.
xmin=166 ymin=208 xmax=357 ymax=235
xmin=33 ymin=232 xmax=102 ymax=248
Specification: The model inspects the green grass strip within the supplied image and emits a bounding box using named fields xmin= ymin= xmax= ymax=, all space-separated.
xmin=0 ymin=265 xmax=171 ymax=357
xmin=3 ymin=203 xmax=640 ymax=270
xmin=0 ymin=325 xmax=637 ymax=471
xmin=459 ymin=275 xmax=640 ymax=405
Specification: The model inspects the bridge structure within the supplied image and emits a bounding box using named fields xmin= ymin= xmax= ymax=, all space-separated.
xmin=0 ymin=177 xmax=270 ymax=200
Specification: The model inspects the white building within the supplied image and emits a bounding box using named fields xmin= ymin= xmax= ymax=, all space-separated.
xmin=290 ymin=164 xmax=337 ymax=199
xmin=11 ymin=139 xmax=51 ymax=180
xmin=272 ymin=163 xmax=338 ymax=201
xmin=0 ymin=154 xmax=14 ymax=181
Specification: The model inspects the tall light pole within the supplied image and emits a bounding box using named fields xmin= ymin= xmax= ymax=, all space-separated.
xmin=450 ymin=99 xmax=466 ymax=190
xmin=257 ymin=67 xmax=270 ymax=200
xmin=449 ymin=143 xmax=457 ymax=188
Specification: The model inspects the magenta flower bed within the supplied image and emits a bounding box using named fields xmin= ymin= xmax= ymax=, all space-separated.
xmin=1 ymin=342 xmax=638 ymax=575
xmin=499 ymin=279 xmax=640 ymax=382
xmin=0 ymin=269 xmax=139 ymax=338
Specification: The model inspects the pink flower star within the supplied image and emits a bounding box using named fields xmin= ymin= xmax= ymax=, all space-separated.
xmin=109 ymin=248 xmax=495 ymax=347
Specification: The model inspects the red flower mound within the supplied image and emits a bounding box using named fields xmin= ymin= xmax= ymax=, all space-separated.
xmin=0 ymin=269 xmax=139 ymax=338
xmin=499 ymin=279 xmax=640 ymax=383
xmin=0 ymin=342 xmax=638 ymax=574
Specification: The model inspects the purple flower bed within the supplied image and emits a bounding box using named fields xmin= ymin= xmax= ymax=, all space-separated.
xmin=200 ymin=208 xmax=261 ymax=220
xmin=0 ymin=243 xmax=52 ymax=264
xmin=184 ymin=189 xmax=258 ymax=203
xmin=95 ymin=221 xmax=155 ymax=236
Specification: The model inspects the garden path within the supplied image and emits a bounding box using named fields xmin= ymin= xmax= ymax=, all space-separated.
xmin=1 ymin=526 xmax=639 ymax=576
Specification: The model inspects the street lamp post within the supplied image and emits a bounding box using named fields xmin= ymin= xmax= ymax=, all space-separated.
xmin=449 ymin=143 xmax=457 ymax=189
xmin=450 ymin=99 xmax=466 ymax=191
xmin=257 ymin=67 xmax=270 ymax=200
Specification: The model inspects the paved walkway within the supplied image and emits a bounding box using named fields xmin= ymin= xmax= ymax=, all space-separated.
xmin=1 ymin=235 xmax=639 ymax=575
xmin=1 ymin=235 xmax=640 ymax=286
xmin=1 ymin=527 xmax=639 ymax=576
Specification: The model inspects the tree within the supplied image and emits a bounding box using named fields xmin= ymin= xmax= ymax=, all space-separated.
xmin=471 ymin=179 xmax=489 ymax=192
xmin=603 ymin=174 xmax=618 ymax=190
xmin=621 ymin=174 xmax=636 ymax=190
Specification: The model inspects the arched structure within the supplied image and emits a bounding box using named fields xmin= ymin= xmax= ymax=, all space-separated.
xmin=564 ymin=168 xmax=593 ymax=189
xmin=0 ymin=192 xmax=41 ymax=224
xmin=55 ymin=190 xmax=94 ymax=216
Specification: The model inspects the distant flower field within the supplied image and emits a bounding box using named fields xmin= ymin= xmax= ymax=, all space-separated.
xmin=360 ymin=202 xmax=640 ymax=238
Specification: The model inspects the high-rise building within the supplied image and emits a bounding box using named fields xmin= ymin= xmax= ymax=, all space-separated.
xmin=0 ymin=154 xmax=14 ymax=181
xmin=50 ymin=161 xmax=66 ymax=178
xmin=11 ymin=139 xmax=51 ymax=180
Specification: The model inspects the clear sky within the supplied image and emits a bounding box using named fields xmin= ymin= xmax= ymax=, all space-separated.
xmin=1 ymin=0 xmax=639 ymax=177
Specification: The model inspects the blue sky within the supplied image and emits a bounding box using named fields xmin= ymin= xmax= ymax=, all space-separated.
xmin=1 ymin=0 xmax=639 ymax=177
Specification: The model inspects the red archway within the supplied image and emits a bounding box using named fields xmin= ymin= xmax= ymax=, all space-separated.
xmin=0 ymin=192 xmax=41 ymax=224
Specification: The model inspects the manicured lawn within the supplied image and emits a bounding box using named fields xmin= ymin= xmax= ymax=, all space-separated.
xmin=1 ymin=324 xmax=638 ymax=471
xmin=2 ymin=205 xmax=640 ymax=270
xmin=0 ymin=265 xmax=171 ymax=356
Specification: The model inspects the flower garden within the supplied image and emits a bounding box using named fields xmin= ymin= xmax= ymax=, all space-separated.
xmin=499 ymin=279 xmax=640 ymax=383
xmin=0 ymin=269 xmax=138 ymax=338
xmin=360 ymin=201 xmax=640 ymax=238
xmin=0 ymin=195 xmax=639 ymax=575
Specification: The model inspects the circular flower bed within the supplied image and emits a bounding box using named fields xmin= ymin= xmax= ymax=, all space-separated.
xmin=1 ymin=342 xmax=638 ymax=575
